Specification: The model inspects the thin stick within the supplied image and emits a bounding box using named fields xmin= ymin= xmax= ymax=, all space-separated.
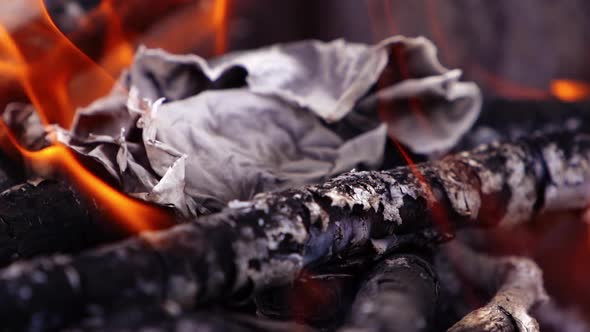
xmin=445 ymin=241 xmax=548 ymax=332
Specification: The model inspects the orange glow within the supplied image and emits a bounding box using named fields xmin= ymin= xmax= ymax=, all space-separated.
xmin=0 ymin=1 xmax=117 ymax=128
xmin=94 ymin=0 xmax=135 ymax=75
xmin=0 ymin=0 xmax=230 ymax=231
xmin=551 ymin=79 xmax=590 ymax=102
xmin=139 ymin=0 xmax=229 ymax=55
xmin=212 ymin=0 xmax=229 ymax=55
xmin=0 ymin=120 xmax=170 ymax=231
xmin=0 ymin=0 xmax=178 ymax=232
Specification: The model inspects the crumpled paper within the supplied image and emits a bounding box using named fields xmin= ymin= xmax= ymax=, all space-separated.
xmin=9 ymin=36 xmax=482 ymax=216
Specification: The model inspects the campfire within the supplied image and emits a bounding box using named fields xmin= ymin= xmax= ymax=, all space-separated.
xmin=0 ymin=1 xmax=589 ymax=331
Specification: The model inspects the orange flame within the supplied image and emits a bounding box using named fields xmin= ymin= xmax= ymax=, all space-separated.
xmin=213 ymin=0 xmax=229 ymax=55
xmin=4 ymin=134 xmax=172 ymax=232
xmin=0 ymin=3 xmax=171 ymax=231
xmin=138 ymin=0 xmax=229 ymax=55
xmin=0 ymin=0 xmax=236 ymax=232
xmin=551 ymin=79 xmax=590 ymax=102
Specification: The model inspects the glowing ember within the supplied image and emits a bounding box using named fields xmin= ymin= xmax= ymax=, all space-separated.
xmin=551 ymin=79 xmax=590 ymax=102
xmin=0 ymin=0 xmax=229 ymax=231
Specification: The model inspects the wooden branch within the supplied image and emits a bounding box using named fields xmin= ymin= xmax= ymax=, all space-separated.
xmin=340 ymin=253 xmax=438 ymax=332
xmin=444 ymin=241 xmax=548 ymax=332
xmin=0 ymin=132 xmax=588 ymax=330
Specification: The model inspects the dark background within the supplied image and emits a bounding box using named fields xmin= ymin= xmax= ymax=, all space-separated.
xmin=226 ymin=0 xmax=590 ymax=98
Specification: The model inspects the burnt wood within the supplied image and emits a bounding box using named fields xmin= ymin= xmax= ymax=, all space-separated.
xmin=0 ymin=132 xmax=589 ymax=330
xmin=0 ymin=180 xmax=140 ymax=267
xmin=340 ymin=253 xmax=438 ymax=332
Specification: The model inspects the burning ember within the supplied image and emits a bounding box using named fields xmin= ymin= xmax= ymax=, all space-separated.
xmin=0 ymin=1 xmax=588 ymax=331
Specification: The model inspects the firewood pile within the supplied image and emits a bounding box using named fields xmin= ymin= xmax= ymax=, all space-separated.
xmin=0 ymin=1 xmax=589 ymax=331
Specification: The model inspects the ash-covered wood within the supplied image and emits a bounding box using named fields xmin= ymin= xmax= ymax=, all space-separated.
xmin=0 ymin=132 xmax=589 ymax=330
xmin=445 ymin=241 xmax=548 ymax=332
xmin=340 ymin=253 xmax=438 ymax=332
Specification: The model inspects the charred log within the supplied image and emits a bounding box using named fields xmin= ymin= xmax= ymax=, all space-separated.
xmin=0 ymin=180 xmax=134 ymax=267
xmin=339 ymin=253 xmax=438 ymax=332
xmin=0 ymin=132 xmax=589 ymax=330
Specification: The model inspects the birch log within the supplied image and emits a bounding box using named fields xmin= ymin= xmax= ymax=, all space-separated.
xmin=0 ymin=132 xmax=589 ymax=330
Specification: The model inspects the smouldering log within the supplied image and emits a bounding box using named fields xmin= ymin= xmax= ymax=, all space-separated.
xmin=340 ymin=254 xmax=438 ymax=332
xmin=0 ymin=132 xmax=589 ymax=330
xmin=445 ymin=241 xmax=548 ymax=332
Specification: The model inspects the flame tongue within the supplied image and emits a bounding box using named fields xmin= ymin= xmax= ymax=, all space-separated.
xmin=0 ymin=0 xmax=230 ymax=232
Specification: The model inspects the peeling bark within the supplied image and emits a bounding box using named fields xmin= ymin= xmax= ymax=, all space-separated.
xmin=0 ymin=133 xmax=588 ymax=330
xmin=444 ymin=241 xmax=549 ymax=332
xmin=339 ymin=253 xmax=438 ymax=332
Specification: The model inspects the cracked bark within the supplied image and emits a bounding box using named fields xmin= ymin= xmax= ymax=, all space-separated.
xmin=0 ymin=132 xmax=589 ymax=330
